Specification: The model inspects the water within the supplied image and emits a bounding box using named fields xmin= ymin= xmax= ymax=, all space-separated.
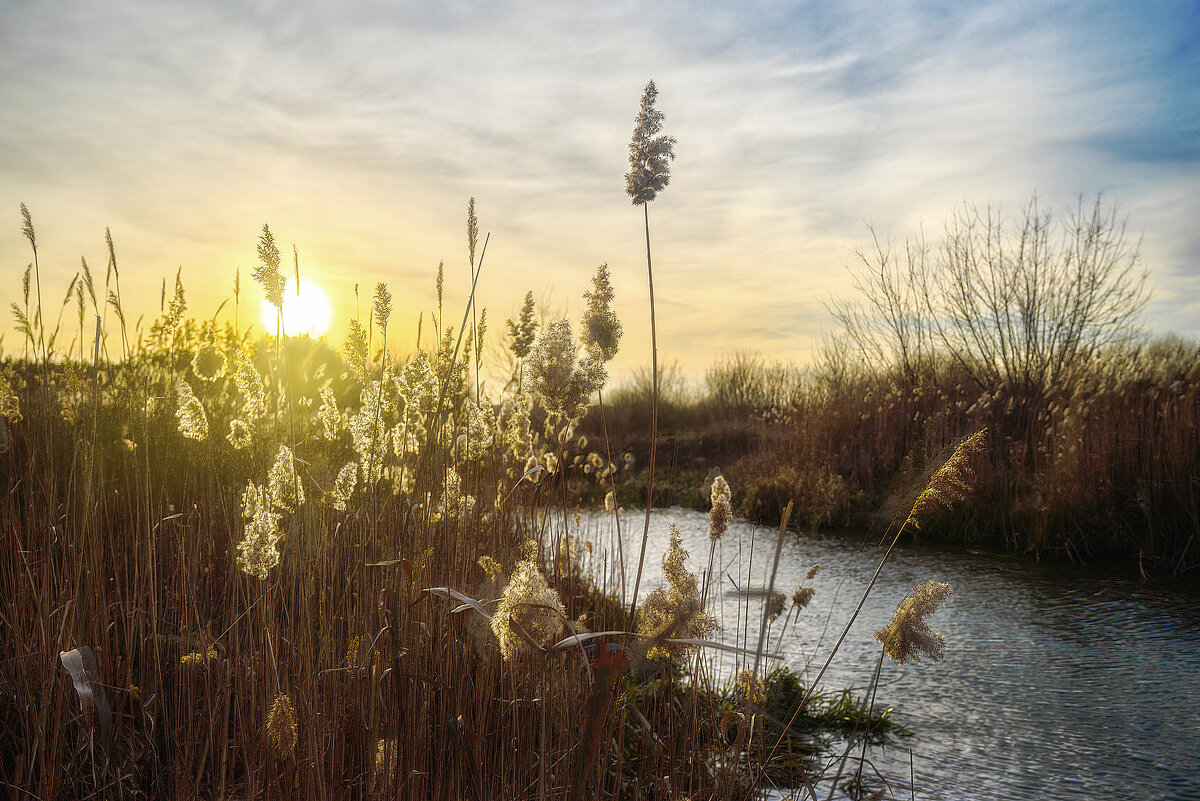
xmin=578 ymin=507 xmax=1200 ymax=801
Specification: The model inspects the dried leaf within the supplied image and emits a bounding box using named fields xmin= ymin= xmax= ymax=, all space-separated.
xmin=59 ymin=646 xmax=112 ymax=748
xmin=421 ymin=587 xmax=494 ymax=622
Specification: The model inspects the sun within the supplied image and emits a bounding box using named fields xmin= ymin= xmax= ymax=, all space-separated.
xmin=261 ymin=279 xmax=333 ymax=338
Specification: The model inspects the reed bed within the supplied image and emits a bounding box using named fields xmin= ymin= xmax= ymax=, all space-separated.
xmin=590 ymin=341 xmax=1200 ymax=578
xmin=2 ymin=83 xmax=971 ymax=800
xmin=0 ymin=227 xmax=931 ymax=800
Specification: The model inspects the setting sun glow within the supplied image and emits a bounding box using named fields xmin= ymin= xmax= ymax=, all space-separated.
xmin=261 ymin=279 xmax=333 ymax=338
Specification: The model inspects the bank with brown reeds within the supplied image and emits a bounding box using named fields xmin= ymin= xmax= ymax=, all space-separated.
xmin=584 ymin=340 xmax=1200 ymax=579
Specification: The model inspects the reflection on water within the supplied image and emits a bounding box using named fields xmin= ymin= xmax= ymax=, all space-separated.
xmin=578 ymin=508 xmax=1200 ymax=801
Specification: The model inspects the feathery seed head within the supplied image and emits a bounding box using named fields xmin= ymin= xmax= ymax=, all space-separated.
xmin=330 ymin=461 xmax=358 ymax=512
xmin=792 ymin=585 xmax=815 ymax=610
xmin=318 ymin=385 xmax=342 ymax=440
xmin=500 ymin=389 xmax=533 ymax=463
xmin=581 ymin=263 xmax=622 ymax=363
xmin=391 ymin=419 xmax=425 ymax=461
xmin=527 ymin=320 xmax=584 ymax=417
xmin=227 ymin=418 xmax=253 ymax=450
xmin=373 ymin=282 xmax=392 ymax=331
xmin=874 ymin=579 xmax=954 ymax=664
xmin=344 ymin=319 xmax=369 ymax=383
xmin=766 ymin=591 xmax=786 ymax=624
xmin=349 ymin=379 xmax=393 ymax=487
xmin=237 ymin=481 xmax=282 ymax=579
xmin=174 ymin=379 xmax=209 ymax=440
xmin=19 ymin=203 xmax=37 ymax=253
xmin=0 ymin=373 xmax=22 ymax=422
xmin=507 ymin=290 xmax=539 ymax=361
xmin=241 ymin=481 xmax=267 ymax=521
xmin=460 ymin=396 xmax=496 ymax=462
xmin=709 ymin=475 xmax=733 ymax=540
xmin=254 ymin=225 xmax=286 ymax=311
xmin=491 ymin=559 xmax=566 ymax=661
xmin=625 ymin=80 xmax=676 ymax=205
xmin=233 ymin=350 xmax=267 ymax=420
xmin=266 ymin=693 xmax=298 ymax=758
xmin=398 ymin=350 xmax=438 ymax=416
xmin=467 ymin=197 xmax=479 ymax=268
xmin=433 ymin=467 xmax=475 ymax=522
xmin=906 ymin=429 xmax=987 ymax=529
xmin=637 ymin=526 xmax=717 ymax=662
xmin=267 ymin=445 xmax=304 ymax=512
xmin=527 ymin=319 xmax=608 ymax=419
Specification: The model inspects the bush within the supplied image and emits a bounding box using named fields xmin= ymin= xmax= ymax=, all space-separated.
xmin=736 ymin=462 xmax=852 ymax=532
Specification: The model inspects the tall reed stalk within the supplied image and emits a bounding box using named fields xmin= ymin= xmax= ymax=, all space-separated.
xmin=624 ymin=79 xmax=676 ymax=626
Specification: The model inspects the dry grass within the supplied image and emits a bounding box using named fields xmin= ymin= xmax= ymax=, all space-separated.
xmin=597 ymin=341 xmax=1200 ymax=577
xmin=0 ymin=219 xmax=920 ymax=800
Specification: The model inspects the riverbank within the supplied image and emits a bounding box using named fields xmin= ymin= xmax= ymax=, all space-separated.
xmin=594 ymin=506 xmax=1200 ymax=801
xmin=581 ymin=343 xmax=1200 ymax=581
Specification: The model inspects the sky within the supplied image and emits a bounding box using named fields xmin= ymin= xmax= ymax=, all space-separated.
xmin=1 ymin=0 xmax=1197 ymax=380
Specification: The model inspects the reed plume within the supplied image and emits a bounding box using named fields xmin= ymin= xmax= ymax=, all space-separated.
xmin=267 ymin=444 xmax=304 ymax=512
xmin=491 ymin=559 xmax=566 ymax=661
xmin=174 ymin=379 xmax=209 ymax=441
xmin=637 ymin=526 xmax=716 ymax=662
xmin=527 ymin=320 xmax=603 ymax=420
xmin=625 ymin=81 xmax=676 ymax=205
xmin=254 ymin=225 xmax=286 ymax=312
xmin=874 ymin=579 xmax=954 ymax=664
xmin=709 ymin=474 xmax=732 ymax=540
xmin=906 ymin=429 xmax=988 ymax=529
xmin=266 ymin=693 xmax=298 ymax=758
xmin=506 ymin=290 xmax=539 ymax=363
xmin=237 ymin=481 xmax=282 ymax=579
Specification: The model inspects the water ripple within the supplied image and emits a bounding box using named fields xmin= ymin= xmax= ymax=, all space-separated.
xmin=579 ymin=508 xmax=1200 ymax=801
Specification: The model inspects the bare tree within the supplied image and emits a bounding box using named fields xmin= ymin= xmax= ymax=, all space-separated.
xmin=835 ymin=193 xmax=1150 ymax=394
xmin=829 ymin=226 xmax=935 ymax=384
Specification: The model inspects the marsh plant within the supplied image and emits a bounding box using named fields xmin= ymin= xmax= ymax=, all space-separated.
xmin=1 ymin=84 xmax=969 ymax=801
xmin=626 ymin=78 xmax=677 ymax=630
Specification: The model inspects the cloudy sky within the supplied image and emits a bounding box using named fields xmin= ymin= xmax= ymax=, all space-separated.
xmin=2 ymin=0 xmax=1196 ymax=378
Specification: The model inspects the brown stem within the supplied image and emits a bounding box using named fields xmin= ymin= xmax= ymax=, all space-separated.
xmin=628 ymin=202 xmax=658 ymax=629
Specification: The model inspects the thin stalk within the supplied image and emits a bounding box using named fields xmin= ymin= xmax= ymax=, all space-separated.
xmin=748 ymin=516 xmax=914 ymax=796
xmin=367 ymin=320 xmax=388 ymax=526
xmin=423 ymin=234 xmax=489 ymax=466
xmin=595 ymin=389 xmax=626 ymax=607
xmin=469 ymin=259 xmax=481 ymax=403
xmin=628 ymin=203 xmax=658 ymax=627
xmin=753 ymin=500 xmax=792 ymax=681
xmin=32 ymin=249 xmax=46 ymax=366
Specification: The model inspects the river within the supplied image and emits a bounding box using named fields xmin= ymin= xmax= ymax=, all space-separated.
xmin=577 ymin=507 xmax=1200 ymax=801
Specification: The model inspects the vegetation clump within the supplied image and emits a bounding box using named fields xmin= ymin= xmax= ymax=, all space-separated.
xmin=0 ymin=83 xmax=1039 ymax=801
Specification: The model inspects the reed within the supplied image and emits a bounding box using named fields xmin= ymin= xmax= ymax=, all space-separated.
xmin=1 ymin=82 xmax=977 ymax=798
xmin=0 ymin=205 xmax=938 ymax=799
xmin=589 ymin=336 xmax=1200 ymax=578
